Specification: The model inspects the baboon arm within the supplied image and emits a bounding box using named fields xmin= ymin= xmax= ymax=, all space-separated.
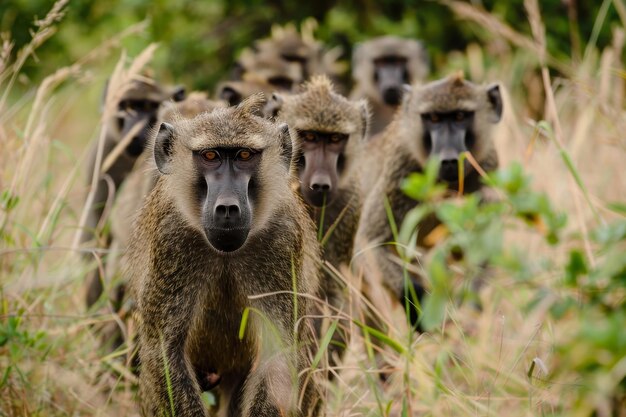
xmin=137 ymin=280 xmax=208 ymax=417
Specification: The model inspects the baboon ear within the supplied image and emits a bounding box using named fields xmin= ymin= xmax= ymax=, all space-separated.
xmin=219 ymin=86 xmax=242 ymax=106
xmin=358 ymin=100 xmax=371 ymax=141
xmin=263 ymin=93 xmax=284 ymax=119
xmin=486 ymin=84 xmax=503 ymax=123
xmin=154 ymin=123 xmax=175 ymax=175
xmin=277 ymin=123 xmax=293 ymax=168
xmin=171 ymin=85 xmax=186 ymax=102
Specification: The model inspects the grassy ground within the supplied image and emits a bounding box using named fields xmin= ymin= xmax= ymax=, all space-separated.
xmin=1 ymin=1 xmax=625 ymax=416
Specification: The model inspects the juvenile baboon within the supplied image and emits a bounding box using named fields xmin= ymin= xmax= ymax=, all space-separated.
xmin=351 ymin=36 xmax=429 ymax=138
xmin=82 ymin=77 xmax=185 ymax=308
xmin=269 ymin=75 xmax=369 ymax=368
xmin=126 ymin=96 xmax=321 ymax=417
xmin=355 ymin=72 xmax=503 ymax=330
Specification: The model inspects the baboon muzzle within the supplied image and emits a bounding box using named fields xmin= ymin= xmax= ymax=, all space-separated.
xmin=202 ymin=172 xmax=252 ymax=253
xmin=300 ymin=148 xmax=339 ymax=208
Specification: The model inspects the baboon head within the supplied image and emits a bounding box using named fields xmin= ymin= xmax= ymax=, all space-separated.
xmin=353 ymin=36 xmax=429 ymax=106
xmin=216 ymin=80 xmax=275 ymax=107
xmin=159 ymin=92 xmax=227 ymax=122
xmin=401 ymin=72 xmax=503 ymax=184
xmin=255 ymin=24 xmax=324 ymax=80
xmin=108 ymin=78 xmax=186 ymax=157
xmin=270 ymin=76 xmax=369 ymax=207
xmin=235 ymin=48 xmax=304 ymax=92
xmin=152 ymin=95 xmax=295 ymax=253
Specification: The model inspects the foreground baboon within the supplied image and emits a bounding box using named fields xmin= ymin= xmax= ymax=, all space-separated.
xmin=82 ymin=77 xmax=185 ymax=308
xmin=269 ymin=76 xmax=369 ymax=368
xmin=351 ymin=36 xmax=429 ymax=138
xmin=99 ymin=93 xmax=227 ymax=356
xmin=126 ymin=96 xmax=321 ymax=417
xmin=355 ymin=72 xmax=503 ymax=329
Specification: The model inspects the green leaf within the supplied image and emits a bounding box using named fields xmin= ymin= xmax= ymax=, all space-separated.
xmin=564 ymin=249 xmax=587 ymax=286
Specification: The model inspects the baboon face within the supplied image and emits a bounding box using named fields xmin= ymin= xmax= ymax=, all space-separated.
xmin=193 ymin=146 xmax=259 ymax=252
xmin=374 ymin=55 xmax=410 ymax=106
xmin=421 ymin=110 xmax=476 ymax=183
xmin=353 ymin=37 xmax=429 ymax=106
xmin=153 ymin=99 xmax=294 ymax=253
xmin=297 ymin=130 xmax=349 ymax=207
xmin=116 ymin=98 xmax=161 ymax=156
xmin=411 ymin=75 xmax=502 ymax=184
xmin=270 ymin=76 xmax=369 ymax=208
xmin=112 ymin=81 xmax=186 ymax=157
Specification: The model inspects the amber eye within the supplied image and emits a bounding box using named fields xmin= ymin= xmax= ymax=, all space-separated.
xmin=330 ymin=134 xmax=342 ymax=143
xmin=303 ymin=132 xmax=316 ymax=142
xmin=238 ymin=149 xmax=253 ymax=161
xmin=204 ymin=150 xmax=219 ymax=161
xmin=455 ymin=111 xmax=465 ymax=121
xmin=430 ymin=113 xmax=440 ymax=123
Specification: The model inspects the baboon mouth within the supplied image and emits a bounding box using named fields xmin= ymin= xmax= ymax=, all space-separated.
xmin=382 ymin=87 xmax=403 ymax=106
xmin=206 ymin=227 xmax=250 ymax=253
xmin=303 ymin=191 xmax=334 ymax=208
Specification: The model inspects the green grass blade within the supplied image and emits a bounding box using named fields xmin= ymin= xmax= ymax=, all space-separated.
xmin=311 ymin=319 xmax=339 ymax=369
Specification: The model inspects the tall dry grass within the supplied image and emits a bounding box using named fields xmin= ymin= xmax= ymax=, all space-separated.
xmin=1 ymin=1 xmax=625 ymax=416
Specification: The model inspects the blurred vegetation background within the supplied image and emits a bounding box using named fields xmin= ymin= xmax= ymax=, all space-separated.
xmin=1 ymin=0 xmax=623 ymax=92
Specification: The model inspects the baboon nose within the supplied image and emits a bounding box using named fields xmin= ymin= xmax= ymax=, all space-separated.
xmin=440 ymin=158 xmax=460 ymax=181
xmin=382 ymin=87 xmax=403 ymax=105
xmin=310 ymin=174 xmax=332 ymax=193
xmin=215 ymin=203 xmax=240 ymax=220
xmin=311 ymin=182 xmax=331 ymax=192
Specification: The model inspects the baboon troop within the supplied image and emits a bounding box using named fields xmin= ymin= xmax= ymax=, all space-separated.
xmin=80 ymin=24 xmax=505 ymax=415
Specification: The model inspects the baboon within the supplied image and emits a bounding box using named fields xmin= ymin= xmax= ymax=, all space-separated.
xmin=126 ymin=96 xmax=321 ymax=417
xmin=216 ymin=79 xmax=277 ymax=106
xmin=355 ymin=72 xmax=503 ymax=330
xmin=82 ymin=77 xmax=185 ymax=308
xmin=268 ymin=75 xmax=369 ymax=369
xmin=253 ymin=23 xmax=342 ymax=81
xmin=99 ymin=93 xmax=227 ymax=356
xmin=351 ymin=36 xmax=429 ymax=138
xmin=235 ymin=48 xmax=304 ymax=91
xmin=233 ymin=23 xmax=343 ymax=90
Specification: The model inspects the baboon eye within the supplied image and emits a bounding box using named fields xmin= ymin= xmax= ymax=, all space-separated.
xmin=237 ymin=149 xmax=253 ymax=161
xmin=329 ymin=134 xmax=345 ymax=143
xmin=303 ymin=132 xmax=316 ymax=142
xmin=455 ymin=111 xmax=465 ymax=121
xmin=204 ymin=150 xmax=219 ymax=161
xmin=430 ymin=113 xmax=440 ymax=123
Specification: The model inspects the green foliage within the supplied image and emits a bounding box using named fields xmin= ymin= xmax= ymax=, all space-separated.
xmin=399 ymin=161 xmax=626 ymax=409
xmin=1 ymin=0 xmax=622 ymax=90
